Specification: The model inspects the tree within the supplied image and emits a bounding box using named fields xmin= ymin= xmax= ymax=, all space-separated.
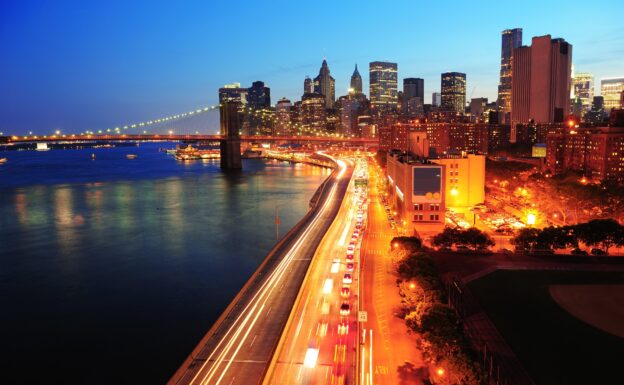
xmin=391 ymin=236 xmax=423 ymax=253
xmin=535 ymin=226 xmax=577 ymax=250
xmin=460 ymin=228 xmax=495 ymax=251
xmin=511 ymin=228 xmax=540 ymax=252
xmin=432 ymin=227 xmax=462 ymax=249
xmin=574 ymin=219 xmax=624 ymax=253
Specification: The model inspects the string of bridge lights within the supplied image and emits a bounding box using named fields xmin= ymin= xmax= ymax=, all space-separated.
xmin=9 ymin=102 xmax=354 ymax=139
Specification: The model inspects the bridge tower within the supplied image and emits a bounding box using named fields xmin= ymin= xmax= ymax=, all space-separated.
xmin=219 ymin=101 xmax=242 ymax=170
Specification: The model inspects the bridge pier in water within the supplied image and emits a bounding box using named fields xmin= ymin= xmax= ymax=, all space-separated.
xmin=219 ymin=101 xmax=242 ymax=170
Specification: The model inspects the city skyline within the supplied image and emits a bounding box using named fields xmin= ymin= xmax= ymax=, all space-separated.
xmin=1 ymin=0 xmax=623 ymax=134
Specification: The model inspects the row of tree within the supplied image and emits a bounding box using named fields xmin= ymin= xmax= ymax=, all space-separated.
xmin=511 ymin=219 xmax=624 ymax=254
xmin=432 ymin=227 xmax=494 ymax=251
xmin=391 ymin=237 xmax=485 ymax=385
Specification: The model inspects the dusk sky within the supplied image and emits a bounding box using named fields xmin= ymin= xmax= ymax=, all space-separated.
xmin=1 ymin=0 xmax=623 ymax=135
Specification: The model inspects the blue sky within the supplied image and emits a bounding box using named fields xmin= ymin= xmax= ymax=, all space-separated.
xmin=1 ymin=0 xmax=622 ymax=135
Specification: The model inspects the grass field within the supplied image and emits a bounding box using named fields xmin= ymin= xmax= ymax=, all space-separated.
xmin=468 ymin=270 xmax=624 ymax=385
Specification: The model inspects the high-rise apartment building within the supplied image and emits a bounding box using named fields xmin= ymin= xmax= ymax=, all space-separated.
xmin=601 ymin=77 xmax=624 ymax=111
xmin=313 ymin=60 xmax=335 ymax=109
xmin=497 ymin=28 xmax=523 ymax=123
xmin=350 ymin=64 xmax=362 ymax=94
xmin=275 ymin=98 xmax=292 ymax=136
xmin=403 ymin=78 xmax=424 ymax=116
xmin=441 ymin=72 xmax=466 ymax=115
xmin=511 ymin=35 xmax=572 ymax=137
xmin=369 ymin=61 xmax=398 ymax=111
xmin=573 ymin=72 xmax=594 ymax=116
xmin=432 ymin=92 xmax=441 ymax=107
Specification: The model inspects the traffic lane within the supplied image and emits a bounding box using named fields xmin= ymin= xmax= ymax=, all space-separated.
xmin=267 ymin=166 xmax=361 ymax=385
xmin=170 ymin=165 xmax=353 ymax=385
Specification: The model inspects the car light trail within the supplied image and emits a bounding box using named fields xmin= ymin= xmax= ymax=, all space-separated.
xmin=184 ymin=174 xmax=341 ymax=385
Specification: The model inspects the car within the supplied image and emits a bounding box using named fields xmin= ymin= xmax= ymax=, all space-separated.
xmin=331 ymin=259 xmax=341 ymax=273
xmin=456 ymin=245 xmax=470 ymax=252
xmin=346 ymin=263 xmax=354 ymax=271
xmin=346 ymin=253 xmax=354 ymax=261
xmin=340 ymin=287 xmax=350 ymax=298
xmin=337 ymin=321 xmax=349 ymax=335
xmin=342 ymin=273 xmax=352 ymax=284
xmin=590 ymin=248 xmax=607 ymax=256
xmin=498 ymin=248 xmax=513 ymax=255
xmin=340 ymin=303 xmax=351 ymax=316
xmin=571 ymin=248 xmax=588 ymax=256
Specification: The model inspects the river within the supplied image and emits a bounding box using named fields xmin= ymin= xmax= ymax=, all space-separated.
xmin=0 ymin=142 xmax=330 ymax=385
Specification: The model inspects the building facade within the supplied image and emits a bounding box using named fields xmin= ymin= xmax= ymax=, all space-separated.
xmin=432 ymin=92 xmax=441 ymax=107
xmin=601 ymin=77 xmax=624 ymax=112
xmin=301 ymin=93 xmax=327 ymax=133
xmin=511 ymin=35 xmax=572 ymax=131
xmin=275 ymin=97 xmax=292 ymax=136
xmin=497 ymin=28 xmax=523 ymax=123
xmin=573 ymin=72 xmax=594 ymax=117
xmin=546 ymin=126 xmax=624 ymax=182
xmin=369 ymin=61 xmax=398 ymax=111
xmin=219 ymin=82 xmax=248 ymax=105
xmin=403 ymin=78 xmax=424 ymax=117
xmin=350 ymin=64 xmax=362 ymax=94
xmin=441 ymin=72 xmax=466 ymax=115
xmin=313 ymin=60 xmax=336 ymax=109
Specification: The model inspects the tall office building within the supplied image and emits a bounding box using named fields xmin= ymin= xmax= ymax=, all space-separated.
xmin=511 ymin=35 xmax=572 ymax=130
xmin=432 ymin=92 xmax=441 ymax=107
xmin=247 ymin=81 xmax=271 ymax=110
xmin=601 ymin=77 xmax=624 ymax=111
xmin=350 ymin=64 xmax=362 ymax=94
xmin=275 ymin=97 xmax=292 ymax=136
xmin=313 ymin=60 xmax=336 ymax=108
xmin=301 ymin=93 xmax=327 ymax=132
xmin=403 ymin=78 xmax=424 ymax=116
xmin=573 ymin=72 xmax=594 ymax=116
xmin=304 ymin=76 xmax=313 ymax=94
xmin=369 ymin=61 xmax=398 ymax=111
xmin=497 ymin=28 xmax=523 ymax=123
xmin=441 ymin=72 xmax=466 ymax=114
xmin=219 ymin=82 xmax=248 ymax=105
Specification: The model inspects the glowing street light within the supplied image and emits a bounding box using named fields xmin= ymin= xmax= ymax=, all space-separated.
xmin=436 ymin=367 xmax=445 ymax=377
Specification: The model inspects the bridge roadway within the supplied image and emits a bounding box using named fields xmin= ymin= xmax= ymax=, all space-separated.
xmin=2 ymin=134 xmax=378 ymax=145
xmin=168 ymin=158 xmax=354 ymax=385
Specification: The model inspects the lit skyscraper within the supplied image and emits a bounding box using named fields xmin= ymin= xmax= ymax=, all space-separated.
xmin=301 ymin=93 xmax=326 ymax=132
xmin=369 ymin=61 xmax=398 ymax=111
xmin=441 ymin=72 xmax=466 ymax=114
xmin=497 ymin=28 xmax=523 ymax=123
xmin=247 ymin=81 xmax=271 ymax=110
xmin=601 ymin=77 xmax=624 ymax=111
xmin=350 ymin=64 xmax=362 ymax=94
xmin=511 ymin=35 xmax=572 ymax=128
xmin=313 ymin=59 xmax=335 ymax=109
xmin=572 ymin=72 xmax=594 ymax=116
xmin=304 ymin=76 xmax=313 ymax=94
xmin=275 ymin=97 xmax=292 ymax=136
xmin=219 ymin=82 xmax=248 ymax=105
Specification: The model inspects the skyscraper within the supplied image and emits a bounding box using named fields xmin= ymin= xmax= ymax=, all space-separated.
xmin=601 ymin=77 xmax=624 ymax=111
xmin=573 ymin=72 xmax=594 ymax=116
xmin=369 ymin=61 xmax=398 ymax=111
xmin=275 ymin=97 xmax=292 ymax=136
xmin=432 ymin=92 xmax=441 ymax=107
xmin=304 ymin=76 xmax=313 ymax=94
xmin=350 ymin=64 xmax=362 ymax=94
xmin=497 ymin=28 xmax=523 ymax=123
xmin=441 ymin=72 xmax=466 ymax=114
xmin=403 ymin=78 xmax=424 ymax=116
xmin=511 ymin=35 xmax=572 ymax=128
xmin=301 ymin=93 xmax=327 ymax=132
xmin=313 ymin=60 xmax=335 ymax=109
xmin=247 ymin=81 xmax=271 ymax=110
xmin=219 ymin=82 xmax=248 ymax=105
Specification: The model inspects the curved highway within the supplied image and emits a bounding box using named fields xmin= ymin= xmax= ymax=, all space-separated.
xmin=168 ymin=157 xmax=354 ymax=385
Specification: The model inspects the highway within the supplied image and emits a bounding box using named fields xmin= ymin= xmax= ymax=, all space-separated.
xmin=167 ymin=156 xmax=354 ymax=385
xmin=264 ymin=158 xmax=368 ymax=385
